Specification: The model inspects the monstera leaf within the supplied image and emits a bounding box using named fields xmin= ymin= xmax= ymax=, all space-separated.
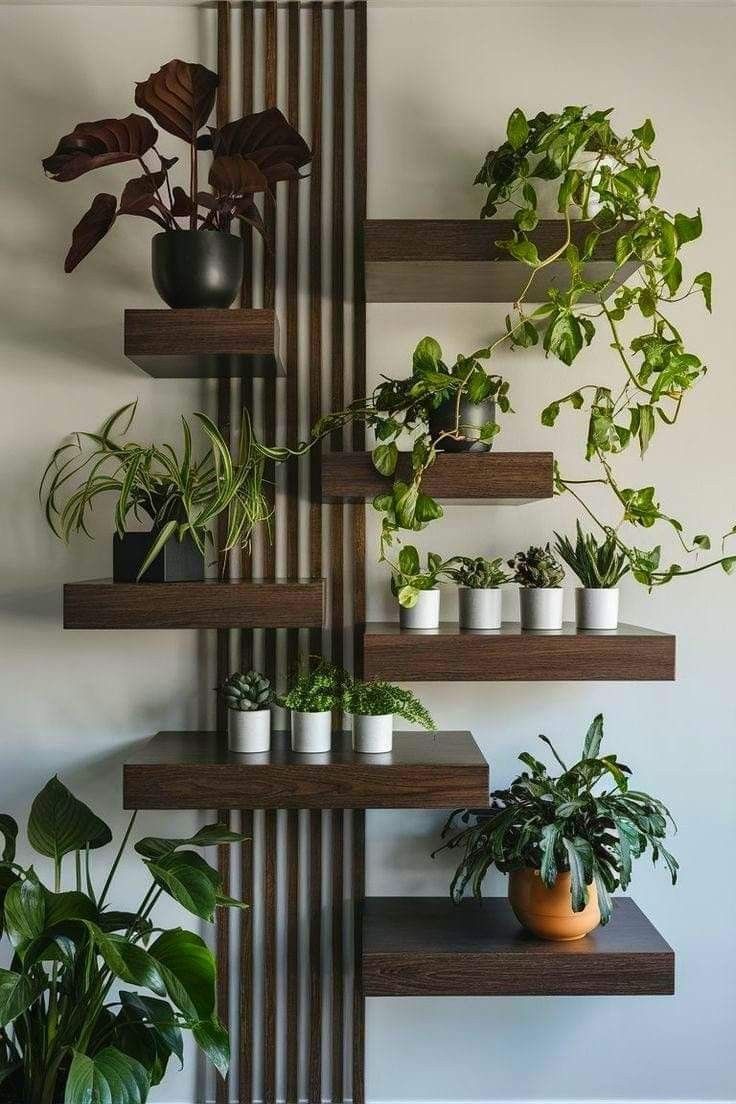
xmin=42 ymin=115 xmax=158 ymax=181
xmin=135 ymin=59 xmax=218 ymax=143
xmin=213 ymin=107 xmax=311 ymax=183
xmin=209 ymin=156 xmax=269 ymax=197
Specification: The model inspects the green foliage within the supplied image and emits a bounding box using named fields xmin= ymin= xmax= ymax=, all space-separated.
xmin=509 ymin=544 xmax=565 ymax=588
xmin=554 ymin=522 xmax=630 ymax=587
xmin=475 ymin=105 xmax=733 ymax=587
xmin=0 ymin=777 xmax=247 ymax=1104
xmin=389 ymin=545 xmax=456 ymax=608
xmin=446 ymin=556 xmax=511 ymax=589
xmin=220 ymin=671 xmax=273 ymax=713
xmin=341 ymin=679 xmax=436 ymax=729
xmin=435 ymin=715 xmax=678 ymax=923
xmin=278 ymin=659 xmax=348 ymax=713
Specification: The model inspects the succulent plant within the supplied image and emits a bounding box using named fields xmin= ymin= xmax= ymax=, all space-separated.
xmin=447 ymin=555 xmax=511 ymax=589
xmin=221 ymin=670 xmax=273 ymax=712
xmin=509 ymin=544 xmax=565 ymax=588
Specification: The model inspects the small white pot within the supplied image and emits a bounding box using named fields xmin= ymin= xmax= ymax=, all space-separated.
xmin=291 ymin=710 xmax=332 ymax=753
xmin=458 ymin=587 xmax=502 ymax=630
xmin=399 ymin=588 xmax=440 ymax=629
xmin=353 ymin=713 xmax=393 ymax=754
xmin=576 ymin=587 xmax=619 ymax=630
xmin=228 ymin=708 xmax=271 ymax=754
xmin=519 ymin=587 xmax=564 ymax=631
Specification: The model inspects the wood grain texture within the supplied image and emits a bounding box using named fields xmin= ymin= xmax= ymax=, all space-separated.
xmin=322 ymin=451 xmax=554 ymax=503
xmin=351 ymin=808 xmax=365 ymax=1104
xmin=309 ymin=2 xmax=324 ymax=661
xmin=239 ymin=810 xmax=254 ymax=1104
xmin=362 ymin=897 xmax=675 ymax=997
xmin=124 ymin=309 xmax=283 ymax=378
xmin=365 ymin=219 xmax=639 ymax=303
xmin=285 ymin=0 xmax=301 ymax=677
xmin=263 ymin=810 xmax=277 ymax=1104
xmin=352 ymin=0 xmax=367 ymax=680
xmin=362 ymin=621 xmax=676 ymax=682
xmin=331 ymin=808 xmax=344 ymax=1102
xmin=239 ymin=1 xmax=255 ymax=676
xmin=123 ymin=731 xmax=489 ymax=811
xmin=63 ymin=579 xmax=325 ymax=630
xmin=309 ymin=808 xmax=322 ymax=1104
xmin=285 ymin=808 xmax=299 ymax=1104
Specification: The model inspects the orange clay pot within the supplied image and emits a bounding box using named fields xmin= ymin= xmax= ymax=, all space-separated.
xmin=508 ymin=867 xmax=601 ymax=941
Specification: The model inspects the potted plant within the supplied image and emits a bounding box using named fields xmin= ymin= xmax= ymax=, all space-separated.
xmin=508 ymin=544 xmax=565 ymax=630
xmin=555 ymin=522 xmax=630 ymax=629
xmin=221 ymin=670 xmax=273 ymax=753
xmin=341 ymin=678 xmax=436 ymax=753
xmin=0 ymin=775 xmax=247 ymax=1103
xmin=446 ymin=555 xmax=511 ymax=630
xmin=435 ymin=714 xmax=677 ymax=940
xmin=278 ymin=660 xmax=346 ymax=753
xmin=42 ymin=58 xmax=311 ymax=307
xmin=390 ymin=545 xmax=455 ymax=629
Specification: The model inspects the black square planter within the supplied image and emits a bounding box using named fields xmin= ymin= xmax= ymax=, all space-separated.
xmin=113 ymin=531 xmax=205 ymax=583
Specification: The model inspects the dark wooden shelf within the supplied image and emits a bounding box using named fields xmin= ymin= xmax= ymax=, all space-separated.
xmin=123 ymin=730 xmax=489 ymax=810
xmin=362 ymin=897 xmax=674 ymax=996
xmin=365 ymin=219 xmax=638 ymax=303
xmin=362 ymin=622 xmax=675 ymax=682
xmin=63 ymin=578 xmax=323 ymax=630
xmin=322 ymin=451 xmax=553 ymax=504
xmin=124 ymin=308 xmax=283 ymax=378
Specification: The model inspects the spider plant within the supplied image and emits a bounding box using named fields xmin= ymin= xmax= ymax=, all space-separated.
xmin=554 ymin=522 xmax=630 ymax=588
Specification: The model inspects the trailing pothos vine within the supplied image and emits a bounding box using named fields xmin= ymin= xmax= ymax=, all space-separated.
xmin=475 ymin=104 xmax=733 ymax=585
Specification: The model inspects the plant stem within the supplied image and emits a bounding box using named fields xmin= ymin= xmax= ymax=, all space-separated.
xmin=98 ymin=811 xmax=137 ymax=910
xmin=189 ymin=141 xmax=198 ymax=231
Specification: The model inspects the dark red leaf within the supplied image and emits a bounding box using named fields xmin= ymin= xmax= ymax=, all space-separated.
xmin=212 ymin=107 xmax=312 ymax=184
xmin=196 ymin=132 xmax=214 ymax=151
xmin=118 ymin=171 xmax=166 ymax=214
xmin=64 ymin=193 xmax=117 ymax=272
xmin=159 ymin=154 xmax=179 ymax=171
xmin=235 ymin=200 xmax=267 ymax=242
xmin=209 ymin=156 xmax=269 ymax=196
xmin=171 ymin=186 xmax=195 ymax=217
xmin=42 ymin=115 xmax=157 ymax=182
xmin=135 ymin=59 xmax=218 ymax=143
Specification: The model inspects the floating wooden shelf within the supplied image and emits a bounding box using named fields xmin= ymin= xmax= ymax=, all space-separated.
xmin=322 ymin=451 xmax=553 ymax=504
xmin=63 ymin=578 xmax=323 ymax=630
xmin=124 ymin=308 xmax=283 ymax=378
xmin=365 ymin=219 xmax=638 ymax=303
xmin=123 ymin=730 xmax=489 ymax=810
xmin=362 ymin=897 xmax=674 ymax=996
xmin=362 ymin=622 xmax=675 ymax=682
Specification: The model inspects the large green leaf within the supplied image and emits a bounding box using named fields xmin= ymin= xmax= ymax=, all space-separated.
xmin=0 ymin=968 xmax=44 ymax=1027
xmin=0 ymin=867 xmax=20 ymax=937
xmin=64 ymin=1047 xmax=149 ymax=1104
xmin=3 ymin=874 xmax=45 ymax=953
xmin=147 ymin=851 xmax=220 ymax=921
xmin=28 ymin=777 xmax=112 ymax=861
xmin=0 ymin=815 xmax=18 ymax=863
xmin=148 ymin=929 xmax=215 ymax=1021
xmin=119 ymin=992 xmax=184 ymax=1066
xmin=412 ymin=336 xmax=442 ymax=374
xmin=84 ymin=923 xmax=164 ymax=995
xmin=582 ymin=714 xmax=604 ymax=760
xmin=539 ymin=824 xmax=559 ymax=888
xmin=562 ymin=837 xmax=591 ymax=913
xmin=134 ymin=824 xmax=245 ymax=861
xmin=192 ymin=1016 xmax=230 ymax=1079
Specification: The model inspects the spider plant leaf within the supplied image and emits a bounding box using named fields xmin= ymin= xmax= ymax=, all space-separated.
xmin=115 ymin=453 xmax=142 ymax=536
xmin=136 ymin=521 xmax=178 ymax=580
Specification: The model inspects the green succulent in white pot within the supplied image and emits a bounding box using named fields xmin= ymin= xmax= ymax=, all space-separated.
xmin=220 ymin=671 xmax=274 ymax=753
xmin=555 ymin=523 xmax=630 ymax=630
xmin=509 ymin=544 xmax=566 ymax=631
xmin=446 ymin=556 xmax=511 ymax=630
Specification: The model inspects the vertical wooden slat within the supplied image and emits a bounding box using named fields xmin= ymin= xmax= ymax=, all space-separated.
xmin=331 ymin=811 xmax=344 ymax=1101
xmin=309 ymin=808 xmax=323 ymax=1104
xmin=215 ymin=9 xmax=232 ymax=1104
xmin=240 ymin=1 xmax=255 ymax=670
xmin=309 ymin=2 xmax=324 ymax=660
xmin=263 ymin=810 xmax=277 ymax=1104
xmin=285 ymin=808 xmax=299 ymax=1103
xmin=239 ymin=810 xmax=254 ymax=1104
xmin=286 ymin=0 xmax=301 ymax=680
xmin=352 ymin=810 xmax=366 ymax=1104
xmin=262 ymin=0 xmax=278 ymax=682
xmin=352 ymin=0 xmax=367 ymax=677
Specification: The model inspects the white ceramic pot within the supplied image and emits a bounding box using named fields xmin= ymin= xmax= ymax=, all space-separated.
xmin=228 ymin=708 xmax=271 ymax=754
xmin=575 ymin=587 xmax=619 ymax=630
xmin=458 ymin=587 xmax=502 ymax=630
xmin=399 ymin=588 xmax=440 ymax=629
xmin=519 ymin=587 xmax=564 ymax=631
xmin=353 ymin=713 xmax=393 ymax=754
xmin=291 ymin=710 xmax=332 ymax=753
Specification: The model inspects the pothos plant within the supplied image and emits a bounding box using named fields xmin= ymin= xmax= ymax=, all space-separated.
xmin=0 ymin=776 xmax=246 ymax=1104
xmin=475 ymin=104 xmax=734 ymax=586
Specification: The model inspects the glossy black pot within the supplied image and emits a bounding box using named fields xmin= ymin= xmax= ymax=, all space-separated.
xmin=152 ymin=230 xmax=244 ymax=309
xmin=113 ymin=531 xmax=205 ymax=583
xmin=428 ymin=395 xmax=496 ymax=452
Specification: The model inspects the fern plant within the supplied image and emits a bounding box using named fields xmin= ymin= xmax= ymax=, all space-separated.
xmin=277 ymin=660 xmax=348 ymax=713
xmin=435 ymin=715 xmax=677 ymax=924
xmin=341 ymin=680 xmax=435 ymax=729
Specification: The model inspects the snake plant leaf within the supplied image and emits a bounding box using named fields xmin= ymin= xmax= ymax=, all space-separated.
xmin=0 ymin=969 xmax=44 ymax=1028
xmin=135 ymin=824 xmax=248 ymax=861
xmin=148 ymin=929 xmax=216 ymax=1021
xmin=0 ymin=814 xmax=17 ymax=863
xmin=135 ymin=59 xmax=218 ymax=143
xmin=28 ymin=777 xmax=112 ymax=862
xmin=64 ymin=1047 xmax=149 ymax=1104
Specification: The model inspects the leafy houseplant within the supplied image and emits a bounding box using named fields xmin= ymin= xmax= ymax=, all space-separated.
xmin=341 ymin=679 xmax=436 ymax=754
xmin=509 ymin=544 xmax=565 ymax=630
xmin=555 ymin=522 xmax=630 ymax=629
xmin=0 ymin=776 xmax=247 ymax=1104
xmin=435 ymin=714 xmax=677 ymax=939
xmin=42 ymin=59 xmax=311 ymax=307
xmin=389 ymin=545 xmax=456 ymax=628
xmin=474 ymin=105 xmax=736 ymax=589
xmin=278 ymin=660 xmax=347 ymax=753
xmin=220 ymin=671 xmax=274 ymax=753
xmin=447 ymin=556 xmax=511 ymax=630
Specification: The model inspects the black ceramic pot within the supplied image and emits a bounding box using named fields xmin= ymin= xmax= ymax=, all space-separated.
xmin=152 ymin=230 xmax=244 ymax=309
xmin=428 ymin=395 xmax=496 ymax=452
xmin=113 ymin=531 xmax=205 ymax=583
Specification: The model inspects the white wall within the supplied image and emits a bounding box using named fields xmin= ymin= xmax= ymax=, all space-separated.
xmin=0 ymin=3 xmax=734 ymax=1103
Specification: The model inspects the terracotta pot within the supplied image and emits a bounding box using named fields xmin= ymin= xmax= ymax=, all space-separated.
xmin=508 ymin=868 xmax=600 ymax=941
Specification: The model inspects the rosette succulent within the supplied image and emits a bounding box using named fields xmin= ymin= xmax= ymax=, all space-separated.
xmin=221 ymin=671 xmax=273 ymax=712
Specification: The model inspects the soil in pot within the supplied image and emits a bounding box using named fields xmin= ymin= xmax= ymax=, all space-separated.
xmin=152 ymin=230 xmax=244 ymax=309
xmin=428 ymin=395 xmax=495 ymax=453
xmin=113 ymin=530 xmax=204 ymax=583
xmin=508 ymin=868 xmax=600 ymax=941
